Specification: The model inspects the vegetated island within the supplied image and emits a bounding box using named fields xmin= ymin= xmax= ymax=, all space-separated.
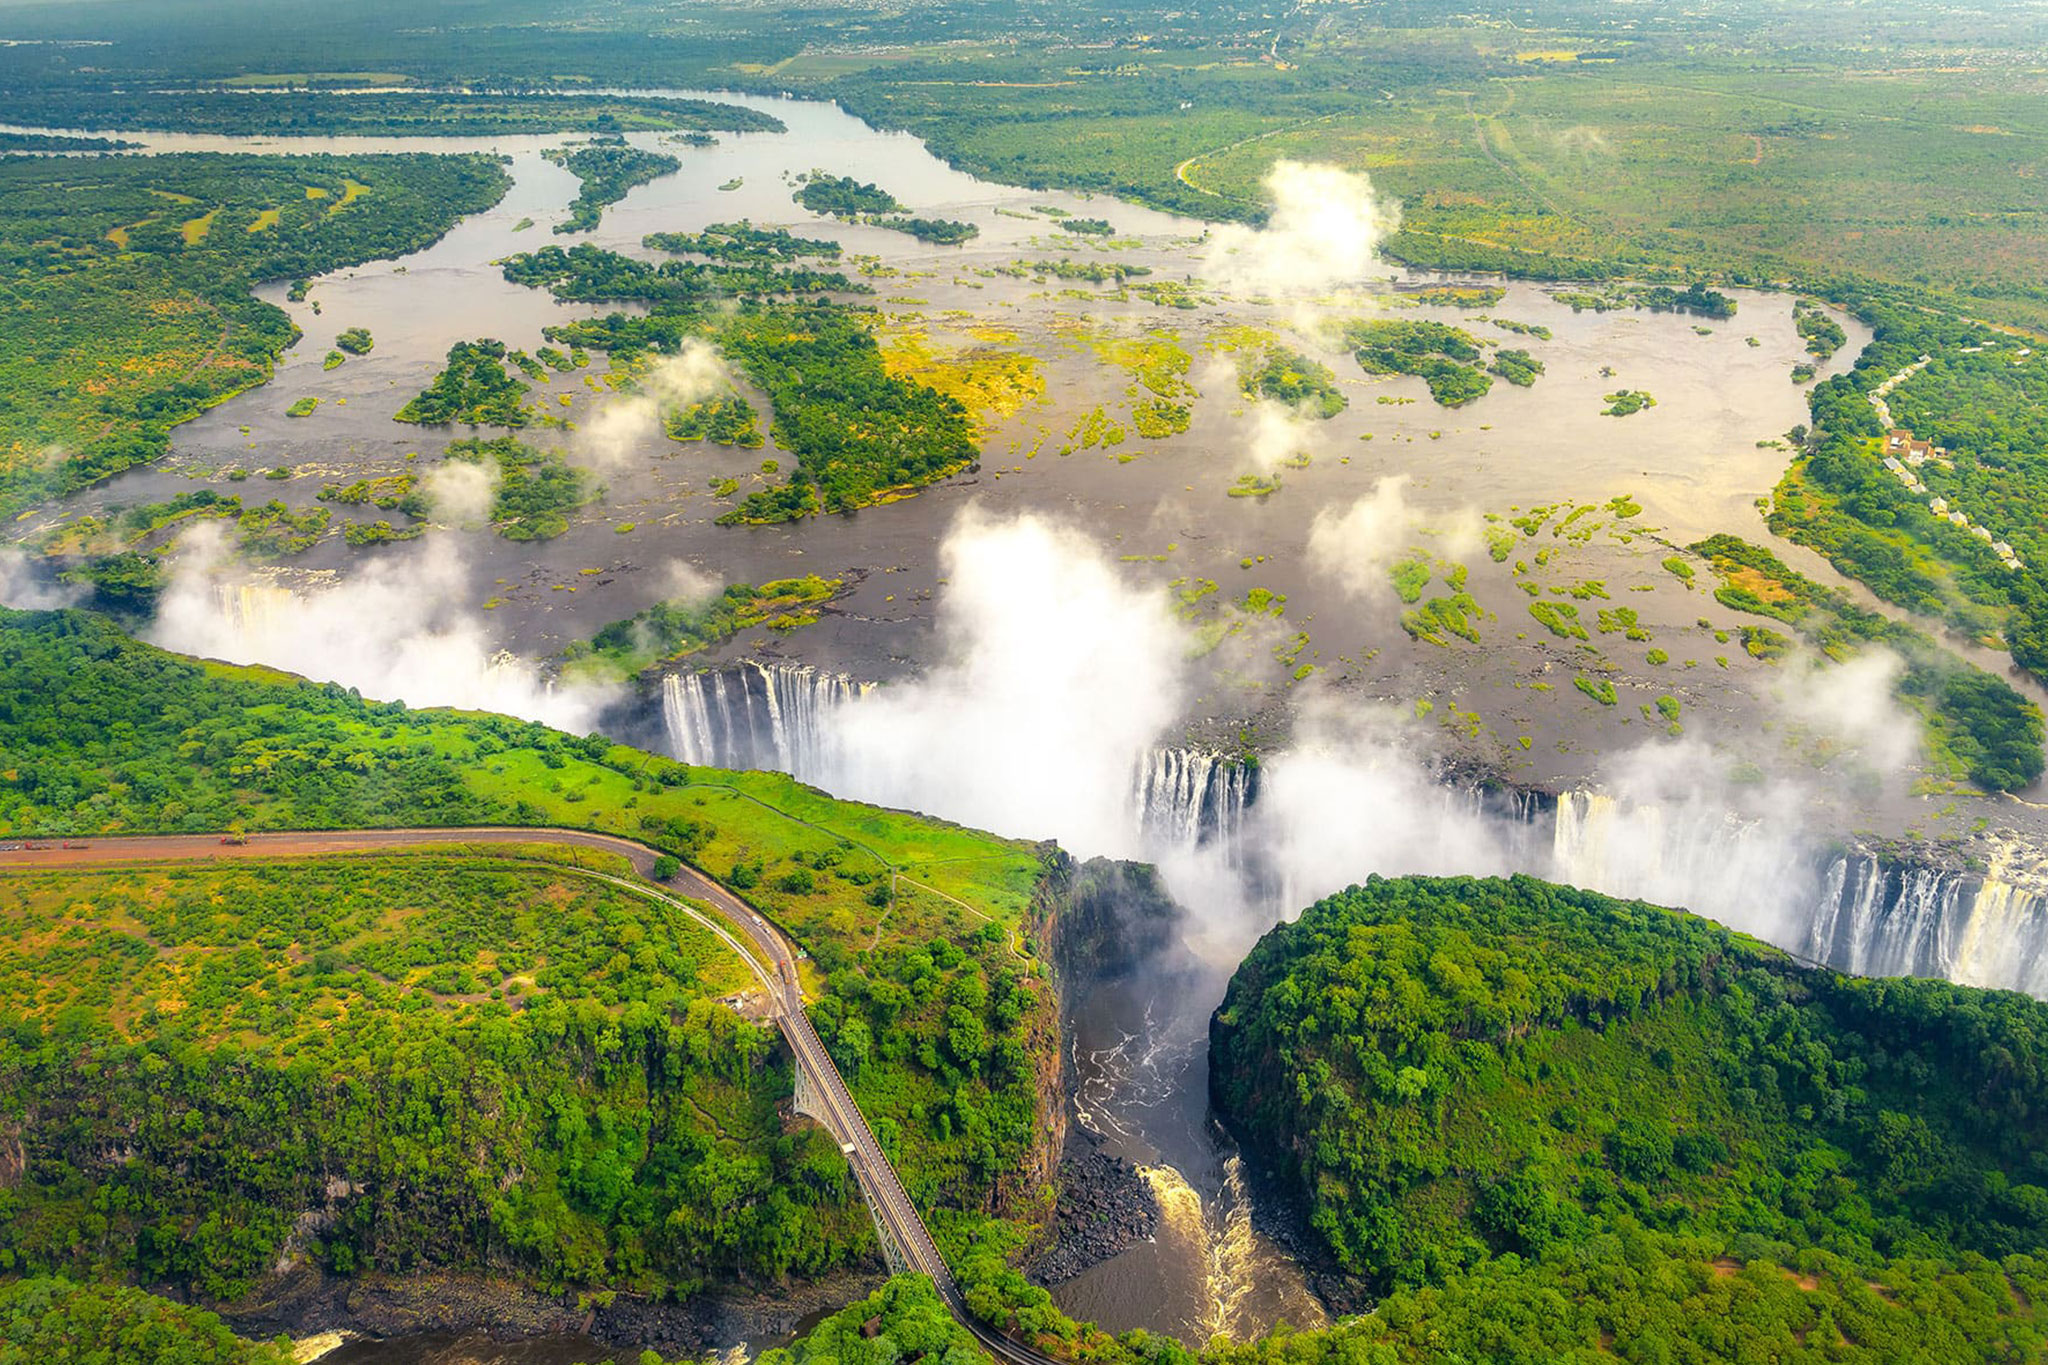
xmin=545 ymin=141 xmax=683 ymax=233
xmin=794 ymin=170 xmax=979 ymax=244
xmin=1209 ymin=874 xmax=2048 ymax=1362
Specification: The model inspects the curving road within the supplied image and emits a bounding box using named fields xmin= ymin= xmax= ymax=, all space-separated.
xmin=0 ymin=828 xmax=1057 ymax=1365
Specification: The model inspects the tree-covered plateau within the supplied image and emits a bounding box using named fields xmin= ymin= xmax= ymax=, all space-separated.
xmin=1200 ymin=874 xmax=2048 ymax=1364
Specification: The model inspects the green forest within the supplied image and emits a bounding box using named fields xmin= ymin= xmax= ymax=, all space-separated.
xmin=1206 ymin=875 xmax=2048 ymax=1362
xmin=0 ymin=153 xmax=509 ymax=519
xmin=1 ymin=91 xmax=784 ymax=138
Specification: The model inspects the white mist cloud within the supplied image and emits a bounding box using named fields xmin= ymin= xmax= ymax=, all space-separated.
xmin=421 ymin=458 xmax=499 ymax=525
xmin=659 ymin=559 xmax=720 ymax=605
xmin=1240 ymin=400 xmax=1314 ymax=476
xmin=574 ymin=341 xmax=726 ymax=470
xmin=1305 ymin=475 xmax=1424 ymax=597
xmin=148 ymin=523 xmax=613 ymax=733
xmin=0 ymin=550 xmax=86 ymax=609
xmin=1250 ymin=704 xmax=1516 ymax=902
xmin=1769 ymin=649 xmax=1919 ymax=777
xmin=1202 ymin=161 xmax=1401 ymax=297
xmin=824 ymin=506 xmax=1188 ymax=857
xmin=1548 ymin=736 xmax=1825 ymax=945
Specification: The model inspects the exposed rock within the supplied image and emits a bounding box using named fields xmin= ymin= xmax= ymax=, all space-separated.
xmin=1026 ymin=1129 xmax=1160 ymax=1286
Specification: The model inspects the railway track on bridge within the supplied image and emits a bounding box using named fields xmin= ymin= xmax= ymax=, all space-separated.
xmin=0 ymin=828 xmax=1064 ymax=1365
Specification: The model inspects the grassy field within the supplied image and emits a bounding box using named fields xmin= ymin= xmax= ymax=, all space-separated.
xmin=819 ymin=28 xmax=2048 ymax=329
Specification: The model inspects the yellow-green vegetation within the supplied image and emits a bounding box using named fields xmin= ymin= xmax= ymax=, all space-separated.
xmin=1061 ymin=405 xmax=1126 ymax=454
xmin=284 ymin=396 xmax=319 ymax=418
xmin=1208 ymin=876 xmax=2048 ymax=1360
xmin=1596 ymin=606 xmax=1650 ymax=641
xmin=1573 ymin=673 xmax=1618 ymax=705
xmin=1129 ymin=399 xmax=1190 ymax=440
xmin=1239 ymin=586 xmax=1286 ymax=617
xmin=1529 ymin=600 xmax=1588 ymax=640
xmin=880 ymin=332 xmax=1044 ymax=432
xmin=570 ymin=576 xmax=842 ymax=676
xmin=0 ymin=153 xmax=509 ymax=518
xmin=1602 ymin=389 xmax=1657 ymax=417
xmin=1227 ymin=473 xmax=1279 ymax=499
xmin=1400 ymin=562 xmax=1481 ymax=645
xmin=1389 ymin=555 xmax=1433 ymax=604
xmin=1087 ymin=330 xmax=1193 ymax=399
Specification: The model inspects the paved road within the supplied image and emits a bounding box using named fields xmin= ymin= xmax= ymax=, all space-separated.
xmin=0 ymin=828 xmax=1057 ymax=1365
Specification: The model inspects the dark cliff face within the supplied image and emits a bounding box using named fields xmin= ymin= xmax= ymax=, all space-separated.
xmin=1032 ymin=850 xmax=1191 ymax=985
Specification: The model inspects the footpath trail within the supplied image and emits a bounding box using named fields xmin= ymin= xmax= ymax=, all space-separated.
xmin=0 ymin=827 xmax=1059 ymax=1365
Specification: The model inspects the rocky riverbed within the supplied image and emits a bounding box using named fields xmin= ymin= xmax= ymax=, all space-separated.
xmin=1029 ymin=1130 xmax=1162 ymax=1287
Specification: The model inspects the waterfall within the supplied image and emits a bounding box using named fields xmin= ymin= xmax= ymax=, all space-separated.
xmin=658 ymin=661 xmax=872 ymax=782
xmin=1552 ymin=788 xmax=2048 ymax=1000
xmin=1808 ymin=840 xmax=2048 ymax=997
xmin=1131 ymin=747 xmax=1258 ymax=866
